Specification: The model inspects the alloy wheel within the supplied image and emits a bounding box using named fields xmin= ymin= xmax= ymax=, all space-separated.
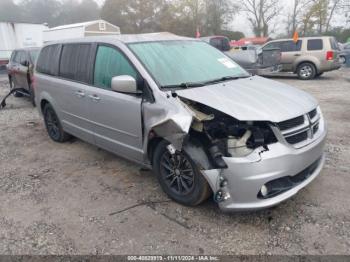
xmin=160 ymin=151 xmax=195 ymax=195
xmin=45 ymin=107 xmax=60 ymax=140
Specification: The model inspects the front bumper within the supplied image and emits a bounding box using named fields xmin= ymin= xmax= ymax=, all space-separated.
xmin=204 ymin=121 xmax=327 ymax=212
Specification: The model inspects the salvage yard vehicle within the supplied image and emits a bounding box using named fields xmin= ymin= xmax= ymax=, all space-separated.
xmin=201 ymin=36 xmax=282 ymax=76
xmin=262 ymin=36 xmax=341 ymax=80
xmin=35 ymin=33 xmax=327 ymax=211
xmin=7 ymin=47 xmax=40 ymax=106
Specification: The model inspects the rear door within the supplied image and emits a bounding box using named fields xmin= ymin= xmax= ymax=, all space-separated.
xmin=17 ymin=51 xmax=30 ymax=90
xmin=55 ymin=43 xmax=95 ymax=144
xmin=88 ymin=44 xmax=143 ymax=162
xmin=10 ymin=51 xmax=22 ymax=88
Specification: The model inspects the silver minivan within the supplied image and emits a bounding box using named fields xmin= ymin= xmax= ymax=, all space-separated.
xmin=35 ymin=33 xmax=327 ymax=212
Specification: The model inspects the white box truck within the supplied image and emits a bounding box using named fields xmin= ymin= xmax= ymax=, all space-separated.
xmin=0 ymin=22 xmax=48 ymax=70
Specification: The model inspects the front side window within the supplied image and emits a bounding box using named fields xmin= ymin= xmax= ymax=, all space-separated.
xmin=263 ymin=42 xmax=281 ymax=50
xmin=307 ymin=39 xmax=323 ymax=51
xmin=93 ymin=45 xmax=137 ymax=89
xmin=280 ymin=41 xmax=302 ymax=52
xmin=129 ymin=41 xmax=248 ymax=88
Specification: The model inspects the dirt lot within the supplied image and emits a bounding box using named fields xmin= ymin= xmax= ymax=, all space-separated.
xmin=0 ymin=69 xmax=349 ymax=255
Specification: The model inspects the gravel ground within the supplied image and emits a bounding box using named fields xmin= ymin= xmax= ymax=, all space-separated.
xmin=0 ymin=69 xmax=349 ymax=255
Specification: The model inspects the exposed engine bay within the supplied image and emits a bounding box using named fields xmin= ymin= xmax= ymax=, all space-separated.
xmin=180 ymin=98 xmax=278 ymax=169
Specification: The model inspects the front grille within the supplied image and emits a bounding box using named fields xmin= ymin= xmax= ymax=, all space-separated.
xmin=258 ymin=158 xmax=321 ymax=199
xmin=313 ymin=123 xmax=319 ymax=134
xmin=309 ymin=109 xmax=317 ymax=119
xmin=285 ymin=131 xmax=308 ymax=145
xmin=277 ymin=116 xmax=305 ymax=131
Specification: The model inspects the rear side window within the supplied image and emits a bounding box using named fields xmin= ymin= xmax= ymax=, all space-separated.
xmin=280 ymin=41 xmax=302 ymax=52
xmin=59 ymin=44 xmax=91 ymax=83
xmin=93 ymin=45 xmax=137 ymax=90
xmin=36 ymin=45 xmax=61 ymax=76
xmin=307 ymin=39 xmax=323 ymax=51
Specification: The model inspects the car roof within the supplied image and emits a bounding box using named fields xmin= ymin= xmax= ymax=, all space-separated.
xmin=46 ymin=32 xmax=196 ymax=46
xmin=13 ymin=47 xmax=41 ymax=52
xmin=268 ymin=36 xmax=333 ymax=42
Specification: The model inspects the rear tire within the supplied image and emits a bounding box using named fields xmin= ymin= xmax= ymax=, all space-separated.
xmin=43 ymin=103 xmax=71 ymax=143
xmin=153 ymin=140 xmax=211 ymax=206
xmin=297 ymin=62 xmax=316 ymax=80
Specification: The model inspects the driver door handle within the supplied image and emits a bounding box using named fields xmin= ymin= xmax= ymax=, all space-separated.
xmin=294 ymin=54 xmax=301 ymax=57
xmin=89 ymin=94 xmax=101 ymax=102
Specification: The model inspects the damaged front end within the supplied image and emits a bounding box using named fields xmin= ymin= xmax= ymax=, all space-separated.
xmin=143 ymin=91 xmax=278 ymax=208
xmin=179 ymin=98 xmax=278 ymax=204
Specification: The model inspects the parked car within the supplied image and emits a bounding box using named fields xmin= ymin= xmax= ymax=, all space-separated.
xmin=262 ymin=36 xmax=341 ymax=80
xmin=7 ymin=47 xmax=40 ymax=106
xmin=202 ymin=36 xmax=282 ymax=76
xmin=35 ymin=33 xmax=327 ymax=212
xmin=339 ymin=42 xmax=350 ymax=64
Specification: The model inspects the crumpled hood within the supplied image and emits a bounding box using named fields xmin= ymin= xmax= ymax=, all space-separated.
xmin=176 ymin=76 xmax=318 ymax=123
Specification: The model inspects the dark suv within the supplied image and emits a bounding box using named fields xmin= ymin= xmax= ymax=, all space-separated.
xmin=7 ymin=48 xmax=40 ymax=106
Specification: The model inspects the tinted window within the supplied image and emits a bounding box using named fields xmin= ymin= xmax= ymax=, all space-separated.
xmin=36 ymin=45 xmax=61 ymax=76
xmin=280 ymin=40 xmax=302 ymax=52
xmin=12 ymin=51 xmax=21 ymax=63
xmin=59 ymin=44 xmax=91 ymax=83
xmin=20 ymin=52 xmax=29 ymax=65
xmin=308 ymin=39 xmax=323 ymax=51
xmin=264 ymin=42 xmax=283 ymax=50
xmin=93 ymin=46 xmax=137 ymax=89
xmin=345 ymin=44 xmax=350 ymax=50
xmin=210 ymin=38 xmax=222 ymax=50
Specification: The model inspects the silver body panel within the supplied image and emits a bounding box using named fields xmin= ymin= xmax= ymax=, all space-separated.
xmin=35 ymin=33 xmax=327 ymax=211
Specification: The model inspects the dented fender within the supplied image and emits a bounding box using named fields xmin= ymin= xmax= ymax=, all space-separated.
xmin=142 ymin=93 xmax=194 ymax=162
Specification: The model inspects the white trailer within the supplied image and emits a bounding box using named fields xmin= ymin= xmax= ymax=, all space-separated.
xmin=43 ymin=20 xmax=121 ymax=43
xmin=0 ymin=22 xmax=48 ymax=68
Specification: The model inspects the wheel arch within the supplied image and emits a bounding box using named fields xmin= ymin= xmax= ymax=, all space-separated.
xmin=295 ymin=60 xmax=319 ymax=74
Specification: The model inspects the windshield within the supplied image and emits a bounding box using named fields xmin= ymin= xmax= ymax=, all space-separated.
xmin=128 ymin=41 xmax=249 ymax=88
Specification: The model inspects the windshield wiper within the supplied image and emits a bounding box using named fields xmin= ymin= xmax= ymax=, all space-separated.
xmin=161 ymin=82 xmax=205 ymax=89
xmin=203 ymin=75 xmax=250 ymax=85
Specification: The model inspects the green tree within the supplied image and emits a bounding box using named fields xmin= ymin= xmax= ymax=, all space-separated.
xmin=20 ymin=0 xmax=62 ymax=26
xmin=240 ymin=0 xmax=280 ymax=37
xmin=101 ymin=0 xmax=166 ymax=33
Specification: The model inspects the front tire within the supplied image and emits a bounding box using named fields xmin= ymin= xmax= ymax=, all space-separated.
xmin=297 ymin=62 xmax=316 ymax=80
xmin=153 ymin=140 xmax=211 ymax=206
xmin=43 ymin=103 xmax=71 ymax=143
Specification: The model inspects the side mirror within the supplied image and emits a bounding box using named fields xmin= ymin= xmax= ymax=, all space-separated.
xmin=111 ymin=75 xmax=138 ymax=94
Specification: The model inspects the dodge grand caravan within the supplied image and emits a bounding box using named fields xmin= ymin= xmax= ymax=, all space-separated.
xmin=35 ymin=33 xmax=327 ymax=211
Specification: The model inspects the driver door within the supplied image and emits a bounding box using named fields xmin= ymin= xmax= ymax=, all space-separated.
xmin=88 ymin=45 xmax=144 ymax=162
